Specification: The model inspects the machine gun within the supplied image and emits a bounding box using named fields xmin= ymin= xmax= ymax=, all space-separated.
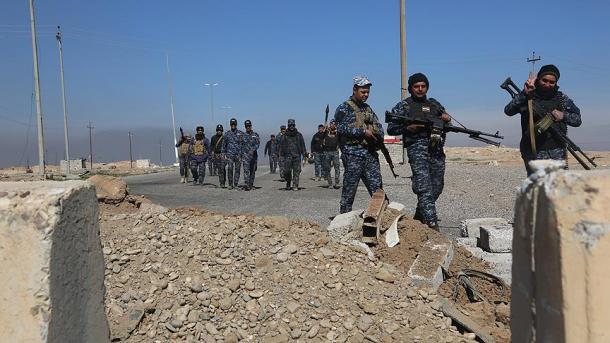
xmin=500 ymin=77 xmax=597 ymax=170
xmin=385 ymin=111 xmax=504 ymax=146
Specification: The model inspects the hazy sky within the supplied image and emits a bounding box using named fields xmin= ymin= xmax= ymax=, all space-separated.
xmin=1 ymin=0 xmax=609 ymax=167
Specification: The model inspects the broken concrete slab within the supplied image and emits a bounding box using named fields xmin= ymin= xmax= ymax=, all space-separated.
xmin=88 ymin=174 xmax=128 ymax=204
xmin=512 ymin=167 xmax=610 ymax=342
xmin=0 ymin=181 xmax=110 ymax=343
xmin=460 ymin=217 xmax=509 ymax=239
xmin=326 ymin=209 xmax=363 ymax=241
xmin=437 ymin=298 xmax=495 ymax=343
xmin=479 ymin=224 xmax=513 ymax=253
xmin=407 ymin=240 xmax=454 ymax=291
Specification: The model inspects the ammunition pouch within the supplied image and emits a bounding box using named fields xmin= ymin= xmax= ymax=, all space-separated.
xmin=193 ymin=141 xmax=206 ymax=156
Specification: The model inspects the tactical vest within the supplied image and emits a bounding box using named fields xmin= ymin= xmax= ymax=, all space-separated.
xmin=323 ymin=131 xmax=339 ymax=151
xmin=344 ymin=99 xmax=378 ymax=145
xmin=192 ymin=141 xmax=206 ymax=156
xmin=212 ymin=135 xmax=224 ymax=153
xmin=178 ymin=142 xmax=189 ymax=156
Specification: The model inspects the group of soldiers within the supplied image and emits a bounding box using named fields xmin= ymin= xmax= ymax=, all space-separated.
xmin=175 ymin=64 xmax=581 ymax=231
xmin=176 ymin=118 xmax=260 ymax=191
xmin=337 ymin=65 xmax=581 ymax=231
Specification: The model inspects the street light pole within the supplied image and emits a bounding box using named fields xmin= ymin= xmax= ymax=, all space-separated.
xmin=204 ymin=82 xmax=219 ymax=124
xmin=56 ymin=26 xmax=70 ymax=174
xmin=29 ymin=0 xmax=45 ymax=176
xmin=400 ymin=0 xmax=408 ymax=100
xmin=165 ymin=53 xmax=179 ymax=163
xmin=221 ymin=105 xmax=232 ymax=128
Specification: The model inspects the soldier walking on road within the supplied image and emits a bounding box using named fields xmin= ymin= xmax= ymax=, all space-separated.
xmin=276 ymin=125 xmax=287 ymax=181
xmin=210 ymin=124 xmax=227 ymax=187
xmin=322 ymin=119 xmax=341 ymax=189
xmin=223 ymin=118 xmax=244 ymax=190
xmin=335 ymin=75 xmax=384 ymax=213
xmin=176 ymin=132 xmax=192 ymax=183
xmin=242 ymin=120 xmax=260 ymax=191
xmin=311 ymin=124 xmax=326 ymax=181
xmin=264 ymin=134 xmax=278 ymax=173
xmin=503 ymin=64 xmax=582 ymax=175
xmin=279 ymin=119 xmax=307 ymax=191
xmin=387 ymin=73 xmax=451 ymax=230
xmin=188 ymin=126 xmax=211 ymax=185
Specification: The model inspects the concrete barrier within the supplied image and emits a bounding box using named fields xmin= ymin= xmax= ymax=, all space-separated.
xmin=512 ymin=166 xmax=610 ymax=343
xmin=0 ymin=181 xmax=110 ymax=343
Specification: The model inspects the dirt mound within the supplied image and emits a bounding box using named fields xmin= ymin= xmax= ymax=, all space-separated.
xmin=375 ymin=216 xmax=511 ymax=342
xmin=99 ymin=205 xmax=475 ymax=342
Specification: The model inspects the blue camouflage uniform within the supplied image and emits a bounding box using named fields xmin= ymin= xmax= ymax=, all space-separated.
xmin=387 ymin=96 xmax=447 ymax=227
xmin=242 ymin=128 xmax=260 ymax=190
xmin=187 ymin=135 xmax=211 ymax=185
xmin=222 ymin=128 xmax=244 ymax=189
xmin=504 ymin=88 xmax=581 ymax=175
xmin=335 ymin=96 xmax=383 ymax=213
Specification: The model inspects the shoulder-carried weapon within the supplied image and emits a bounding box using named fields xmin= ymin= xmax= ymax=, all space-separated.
xmin=385 ymin=111 xmax=504 ymax=146
xmin=500 ymin=77 xmax=597 ymax=170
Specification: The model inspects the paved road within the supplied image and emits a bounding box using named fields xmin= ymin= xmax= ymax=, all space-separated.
xmin=124 ymin=160 xmax=526 ymax=237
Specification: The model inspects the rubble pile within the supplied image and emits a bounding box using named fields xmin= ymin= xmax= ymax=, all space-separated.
xmin=99 ymin=202 xmax=477 ymax=342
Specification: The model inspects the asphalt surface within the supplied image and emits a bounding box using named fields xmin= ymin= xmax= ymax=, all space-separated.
xmin=124 ymin=160 xmax=526 ymax=237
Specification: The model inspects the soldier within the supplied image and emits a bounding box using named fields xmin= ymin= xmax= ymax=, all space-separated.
xmin=176 ymin=132 xmax=192 ymax=183
xmin=222 ymin=118 xmax=244 ymax=190
xmin=188 ymin=126 xmax=211 ymax=185
xmin=335 ymin=75 xmax=383 ymax=214
xmin=504 ymin=64 xmax=582 ymax=175
xmin=276 ymin=125 xmax=287 ymax=181
xmin=264 ymin=134 xmax=278 ymax=173
xmin=208 ymin=130 xmax=217 ymax=177
xmin=387 ymin=73 xmax=450 ymax=230
xmin=279 ymin=119 xmax=307 ymax=190
xmin=242 ymin=120 xmax=260 ymax=191
xmin=210 ymin=124 xmax=227 ymax=187
xmin=322 ymin=119 xmax=341 ymax=189
xmin=310 ymin=124 xmax=326 ymax=181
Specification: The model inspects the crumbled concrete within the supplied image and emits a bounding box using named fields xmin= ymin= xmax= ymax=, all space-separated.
xmin=455 ymin=237 xmax=477 ymax=248
xmin=479 ymin=224 xmax=513 ymax=253
xmin=0 ymin=181 xmax=110 ymax=343
xmin=135 ymin=159 xmax=150 ymax=169
xmin=512 ymin=166 xmax=610 ymax=343
xmin=88 ymin=175 xmax=128 ymax=204
xmin=461 ymin=245 xmax=512 ymax=284
xmin=460 ymin=217 xmax=509 ymax=238
xmin=407 ymin=241 xmax=454 ymax=291
xmin=326 ymin=209 xmax=363 ymax=241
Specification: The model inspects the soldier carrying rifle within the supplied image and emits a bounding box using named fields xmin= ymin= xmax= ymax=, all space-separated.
xmin=503 ymin=64 xmax=582 ymax=175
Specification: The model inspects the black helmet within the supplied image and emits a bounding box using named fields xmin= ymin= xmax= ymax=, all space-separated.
xmin=216 ymin=124 xmax=224 ymax=131
xmin=244 ymin=119 xmax=252 ymax=127
xmin=196 ymin=126 xmax=204 ymax=132
xmin=230 ymin=118 xmax=237 ymax=126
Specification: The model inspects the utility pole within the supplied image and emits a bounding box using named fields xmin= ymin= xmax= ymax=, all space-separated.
xmin=128 ymin=131 xmax=134 ymax=168
xmin=165 ymin=53 xmax=179 ymax=163
xmin=87 ymin=121 xmax=94 ymax=169
xmin=204 ymin=83 xmax=219 ymax=123
xmin=159 ymin=138 xmax=163 ymax=166
xmin=527 ymin=51 xmax=541 ymax=73
xmin=29 ymin=0 xmax=45 ymax=176
xmin=56 ymin=26 xmax=71 ymax=174
xmin=400 ymin=0 xmax=408 ymax=100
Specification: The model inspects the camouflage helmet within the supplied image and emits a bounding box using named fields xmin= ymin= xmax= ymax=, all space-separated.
xmin=287 ymin=119 xmax=296 ymax=126
xmin=230 ymin=118 xmax=238 ymax=126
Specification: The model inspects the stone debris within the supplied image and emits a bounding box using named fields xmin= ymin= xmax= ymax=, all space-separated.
xmin=98 ymin=203 xmax=470 ymax=342
xmin=408 ymin=240 xmax=454 ymax=291
xmin=479 ymin=224 xmax=513 ymax=253
xmin=88 ymin=174 xmax=128 ymax=204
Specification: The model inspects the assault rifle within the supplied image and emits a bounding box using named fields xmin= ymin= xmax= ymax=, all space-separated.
xmin=500 ymin=77 xmax=597 ymax=170
xmin=385 ymin=111 xmax=504 ymax=146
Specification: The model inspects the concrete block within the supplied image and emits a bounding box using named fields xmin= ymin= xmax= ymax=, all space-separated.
xmin=479 ymin=224 xmax=513 ymax=253
xmin=326 ymin=209 xmax=363 ymax=242
xmin=455 ymin=237 xmax=477 ymax=248
xmin=135 ymin=159 xmax=150 ymax=169
xmin=0 ymin=181 xmax=110 ymax=343
xmin=60 ymin=159 xmax=86 ymax=174
xmin=512 ymin=169 xmax=610 ymax=343
xmin=407 ymin=240 xmax=454 ymax=291
xmin=460 ymin=217 xmax=509 ymax=238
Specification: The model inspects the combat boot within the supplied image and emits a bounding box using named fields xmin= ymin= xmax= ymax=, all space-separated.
xmin=333 ymin=183 xmax=340 ymax=189
xmin=285 ymin=181 xmax=291 ymax=190
xmin=292 ymin=186 xmax=299 ymax=191
xmin=180 ymin=177 xmax=186 ymax=183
